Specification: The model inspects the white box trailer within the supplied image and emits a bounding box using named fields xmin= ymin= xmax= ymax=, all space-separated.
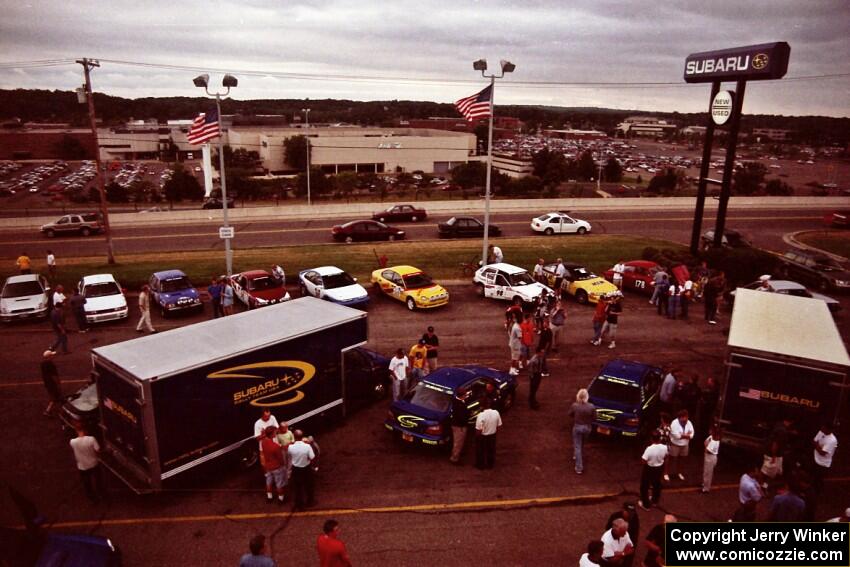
xmin=718 ymin=288 xmax=850 ymax=449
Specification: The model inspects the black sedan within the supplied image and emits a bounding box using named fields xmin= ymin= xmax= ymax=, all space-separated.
xmin=331 ymin=220 xmax=405 ymax=243
xmin=437 ymin=216 xmax=501 ymax=238
xmin=372 ymin=204 xmax=427 ymax=223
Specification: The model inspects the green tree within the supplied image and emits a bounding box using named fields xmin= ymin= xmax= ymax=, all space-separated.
xmin=334 ymin=171 xmax=358 ymax=197
xmin=295 ymin=167 xmax=332 ymax=197
xmin=603 ymin=157 xmax=623 ymax=183
xmin=504 ymin=175 xmax=543 ymax=196
xmin=163 ymin=165 xmax=203 ymax=202
xmin=129 ymin=179 xmax=155 ymax=203
xmin=765 ymin=179 xmax=794 ymax=196
xmin=54 ymin=135 xmax=89 ymax=160
xmin=450 ymin=162 xmax=486 ymax=189
xmin=646 ymin=169 xmax=679 ymax=195
xmin=284 ymin=135 xmax=308 ymax=170
xmin=105 ymin=181 xmax=129 ymax=203
xmin=576 ymin=150 xmax=597 ymax=181
xmin=733 ymin=162 xmax=767 ymax=195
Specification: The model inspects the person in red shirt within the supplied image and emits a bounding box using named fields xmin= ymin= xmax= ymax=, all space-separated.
xmin=317 ymin=519 xmax=352 ymax=567
xmin=519 ymin=313 xmax=535 ymax=369
xmin=261 ymin=426 xmax=286 ymax=505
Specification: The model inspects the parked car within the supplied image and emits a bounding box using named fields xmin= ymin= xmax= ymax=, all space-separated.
xmin=372 ymin=204 xmax=427 ymax=223
xmin=530 ymin=211 xmax=591 ymax=235
xmin=40 ymin=213 xmax=103 ymax=238
xmin=729 ymin=279 xmax=841 ymax=313
xmin=542 ymin=262 xmax=618 ymax=304
xmin=0 ymin=274 xmax=50 ymax=322
xmin=331 ymin=220 xmax=405 ymax=243
xmin=229 ymin=269 xmax=291 ymax=309
xmin=148 ymin=269 xmax=203 ymax=317
xmin=603 ymin=260 xmax=662 ymax=295
xmin=298 ymin=266 xmax=369 ymax=307
xmin=473 ymin=263 xmax=553 ymax=303
xmin=384 ymin=365 xmax=516 ymax=447
xmin=78 ymin=274 xmax=129 ymax=323
xmin=778 ymin=249 xmax=850 ymax=292
xmin=823 ymin=210 xmax=850 ymax=228
xmin=700 ymin=228 xmax=751 ymax=250
xmin=437 ymin=216 xmax=501 ymax=238
xmin=201 ymin=196 xmax=235 ymax=209
xmin=370 ymin=265 xmax=449 ymax=311
xmin=588 ymin=359 xmax=663 ymax=438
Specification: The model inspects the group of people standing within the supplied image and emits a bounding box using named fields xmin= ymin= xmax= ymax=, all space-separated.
xmin=648 ymin=262 xmax=727 ymax=325
xmin=388 ymin=326 xmax=439 ymax=401
xmin=207 ymin=276 xmax=235 ymax=318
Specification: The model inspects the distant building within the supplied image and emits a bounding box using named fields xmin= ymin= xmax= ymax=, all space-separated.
xmin=617 ymin=116 xmax=677 ymax=138
xmin=543 ymin=128 xmax=607 ymax=140
xmin=681 ymin=126 xmax=707 ymax=136
xmin=0 ymin=125 xmax=96 ymax=160
xmin=491 ymin=153 xmax=533 ymax=178
xmin=407 ymin=116 xmax=521 ymax=140
xmin=752 ymin=128 xmax=794 ymax=142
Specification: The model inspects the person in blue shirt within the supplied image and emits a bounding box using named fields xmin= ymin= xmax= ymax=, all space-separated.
xmin=208 ymin=277 xmax=223 ymax=318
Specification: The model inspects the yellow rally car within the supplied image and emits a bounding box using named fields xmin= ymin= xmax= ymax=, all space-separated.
xmin=542 ymin=261 xmax=618 ymax=304
xmin=370 ymin=265 xmax=449 ymax=311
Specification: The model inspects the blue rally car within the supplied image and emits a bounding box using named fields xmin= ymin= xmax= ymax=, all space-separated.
xmin=384 ymin=365 xmax=517 ymax=447
xmin=148 ymin=269 xmax=203 ymax=318
xmin=588 ymin=359 xmax=663 ymax=438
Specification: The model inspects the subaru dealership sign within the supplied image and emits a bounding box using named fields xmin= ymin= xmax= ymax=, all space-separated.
xmin=684 ymin=42 xmax=790 ymax=83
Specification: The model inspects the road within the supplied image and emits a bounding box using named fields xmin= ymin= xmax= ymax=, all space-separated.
xmin=1 ymin=282 xmax=848 ymax=566
xmin=0 ymin=207 xmax=831 ymax=259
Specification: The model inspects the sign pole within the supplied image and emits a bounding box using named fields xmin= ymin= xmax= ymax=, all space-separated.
xmin=713 ymin=79 xmax=747 ymax=248
xmin=689 ymin=81 xmax=721 ymax=255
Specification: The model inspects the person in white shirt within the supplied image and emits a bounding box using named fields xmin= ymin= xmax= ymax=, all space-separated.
xmin=52 ymin=284 xmax=66 ymax=308
xmin=254 ymin=409 xmax=279 ymax=464
xmin=489 ymin=245 xmax=503 ymax=265
xmin=579 ymin=540 xmax=604 ymax=567
xmin=388 ymin=348 xmax=410 ymax=401
xmin=702 ymin=425 xmax=721 ymax=493
xmin=601 ymin=518 xmax=634 ymax=566
xmin=554 ymin=259 xmax=567 ymax=293
xmin=271 ymin=264 xmax=285 ymax=282
xmin=532 ymin=258 xmax=546 ymax=284
xmin=70 ymin=426 xmax=105 ymax=501
xmin=287 ymin=430 xmax=316 ymax=509
xmin=612 ymin=260 xmax=625 ymax=289
xmin=813 ymin=423 xmax=838 ymax=491
xmin=639 ymin=431 xmax=668 ymax=510
xmin=46 ymin=250 xmax=56 ymax=279
xmin=475 ymin=399 xmax=502 ymax=469
xmin=668 ymin=409 xmax=694 ymax=481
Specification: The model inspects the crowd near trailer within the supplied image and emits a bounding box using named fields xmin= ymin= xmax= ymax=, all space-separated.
xmin=91 ymin=297 xmax=385 ymax=492
xmin=718 ymin=288 xmax=849 ymax=449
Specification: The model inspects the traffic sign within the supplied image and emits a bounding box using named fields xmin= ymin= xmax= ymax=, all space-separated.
xmin=711 ymin=90 xmax=735 ymax=126
xmin=219 ymin=226 xmax=234 ymax=239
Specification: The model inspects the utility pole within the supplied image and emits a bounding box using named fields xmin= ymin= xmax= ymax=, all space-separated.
xmin=77 ymin=58 xmax=115 ymax=264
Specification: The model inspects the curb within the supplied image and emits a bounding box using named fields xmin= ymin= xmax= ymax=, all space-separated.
xmin=783 ymin=230 xmax=849 ymax=262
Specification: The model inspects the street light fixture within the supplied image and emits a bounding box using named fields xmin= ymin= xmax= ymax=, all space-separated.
xmin=193 ymin=73 xmax=237 ymax=276
xmin=302 ymin=108 xmax=311 ymax=206
xmin=474 ymin=58 xmax=515 ymax=266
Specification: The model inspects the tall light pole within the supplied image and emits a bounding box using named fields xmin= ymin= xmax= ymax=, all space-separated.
xmin=194 ymin=73 xmax=238 ymax=276
xmin=76 ymin=58 xmax=115 ymax=265
xmin=473 ymin=58 xmax=515 ymax=266
xmin=302 ymin=108 xmax=311 ymax=206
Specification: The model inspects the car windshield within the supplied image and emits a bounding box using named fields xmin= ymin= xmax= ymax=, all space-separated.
xmin=445 ymin=217 xmax=457 ymax=225
xmin=249 ymin=276 xmax=281 ymax=291
xmin=536 ymin=214 xmax=550 ymax=221
xmin=2 ymin=281 xmax=43 ymax=298
xmin=402 ymin=272 xmax=433 ymax=289
xmin=84 ymin=282 xmax=121 ymax=298
xmin=571 ymin=267 xmax=594 ymax=281
xmin=783 ymin=288 xmax=812 ymax=298
xmin=161 ymin=276 xmax=192 ymax=292
xmin=323 ymin=272 xmax=356 ymax=289
xmin=589 ymin=376 xmax=641 ymax=405
xmin=509 ymin=272 xmax=534 ymax=286
xmin=407 ymin=383 xmax=452 ymax=412
xmin=814 ymin=259 xmax=842 ymax=271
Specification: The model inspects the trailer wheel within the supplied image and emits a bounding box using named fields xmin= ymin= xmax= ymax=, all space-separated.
xmin=239 ymin=443 xmax=258 ymax=470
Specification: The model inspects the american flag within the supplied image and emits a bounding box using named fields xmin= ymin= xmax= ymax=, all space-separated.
xmin=738 ymin=388 xmax=762 ymax=400
xmin=455 ymin=85 xmax=492 ymax=122
xmin=187 ymin=108 xmax=220 ymax=145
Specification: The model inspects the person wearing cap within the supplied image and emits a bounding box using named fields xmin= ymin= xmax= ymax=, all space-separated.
xmin=408 ymin=338 xmax=429 ymax=389
xmin=757 ymin=274 xmax=772 ymax=291
xmin=605 ymin=502 xmax=640 ymax=567
xmin=40 ymin=350 xmax=62 ymax=417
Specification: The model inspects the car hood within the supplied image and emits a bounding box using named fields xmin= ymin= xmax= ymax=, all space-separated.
xmin=325 ymin=284 xmax=368 ymax=302
xmin=512 ymin=282 xmax=553 ymax=297
xmin=249 ymin=288 xmax=290 ymax=301
xmin=84 ymin=295 xmax=127 ymax=312
xmin=158 ymin=289 xmax=199 ymax=301
xmin=410 ymin=284 xmax=448 ymax=297
xmin=1 ymin=293 xmax=46 ymax=309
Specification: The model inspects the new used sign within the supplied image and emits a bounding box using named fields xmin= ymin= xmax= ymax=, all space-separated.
xmin=684 ymin=42 xmax=790 ymax=83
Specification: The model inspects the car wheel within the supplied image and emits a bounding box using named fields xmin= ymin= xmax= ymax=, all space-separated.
xmin=411 ymin=215 xmax=418 ymax=222
xmin=501 ymin=391 xmax=515 ymax=412
xmin=544 ymin=227 xmax=554 ymax=236
xmin=344 ymin=236 xmax=353 ymax=244
xmin=817 ymin=278 xmax=830 ymax=292
xmin=81 ymin=227 xmax=91 ymax=236
xmin=476 ymin=283 xmax=485 ymax=297
xmin=388 ymin=234 xmax=396 ymax=242
xmin=406 ymin=297 xmax=416 ymax=311
xmin=378 ymin=217 xmax=386 ymax=223
xmin=44 ymin=229 xmax=55 ymax=238
xmin=577 ymin=227 xmax=587 ymax=235
xmin=576 ymin=290 xmax=589 ymax=305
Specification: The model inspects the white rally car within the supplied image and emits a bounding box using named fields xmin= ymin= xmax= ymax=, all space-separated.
xmin=298 ymin=265 xmax=369 ymax=307
xmin=531 ymin=211 xmax=592 ymax=235
xmin=473 ymin=263 xmax=554 ymax=303
xmin=78 ymin=274 xmax=129 ymax=323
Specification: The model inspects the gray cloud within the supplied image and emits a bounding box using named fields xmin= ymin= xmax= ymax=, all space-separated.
xmin=0 ymin=0 xmax=847 ymax=116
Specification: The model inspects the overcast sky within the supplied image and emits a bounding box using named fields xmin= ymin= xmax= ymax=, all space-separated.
xmin=1 ymin=0 xmax=848 ymax=117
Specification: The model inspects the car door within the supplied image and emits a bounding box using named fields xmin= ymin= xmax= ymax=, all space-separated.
xmin=350 ymin=222 xmax=368 ymax=241
xmin=343 ymin=348 xmax=381 ymax=410
xmin=55 ymin=215 xmax=72 ymax=233
xmin=301 ymin=270 xmax=319 ymax=297
xmin=561 ymin=215 xmax=578 ymax=234
xmin=480 ymin=268 xmax=498 ymax=298
xmin=493 ymin=272 xmax=511 ymax=300
xmin=149 ymin=275 xmax=161 ymax=305
xmin=235 ymin=276 xmax=249 ymax=305
xmin=398 ymin=205 xmax=413 ymax=221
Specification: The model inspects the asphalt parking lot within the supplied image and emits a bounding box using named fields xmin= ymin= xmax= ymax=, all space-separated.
xmin=1 ymin=282 xmax=848 ymax=565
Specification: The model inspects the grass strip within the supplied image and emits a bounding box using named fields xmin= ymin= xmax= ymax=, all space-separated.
xmin=795 ymin=231 xmax=850 ymax=259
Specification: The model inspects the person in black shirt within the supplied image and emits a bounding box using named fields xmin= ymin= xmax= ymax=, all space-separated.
xmin=422 ymin=326 xmax=439 ymax=371
xmin=644 ymin=514 xmax=676 ymax=567
xmin=449 ymin=389 xmax=471 ymax=465
xmin=40 ymin=350 xmax=62 ymax=416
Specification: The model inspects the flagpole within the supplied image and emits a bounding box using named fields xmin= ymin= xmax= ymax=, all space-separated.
xmin=481 ymin=74 xmax=495 ymax=267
